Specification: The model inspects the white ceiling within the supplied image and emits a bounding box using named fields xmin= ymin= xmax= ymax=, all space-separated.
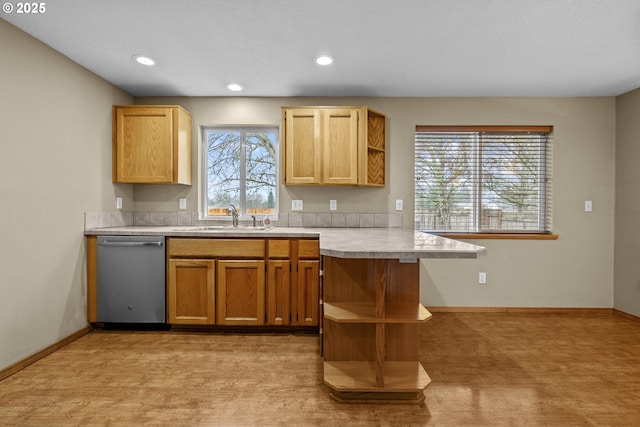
xmin=4 ymin=0 xmax=640 ymax=97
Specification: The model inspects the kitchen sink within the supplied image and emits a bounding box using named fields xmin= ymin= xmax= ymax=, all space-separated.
xmin=175 ymin=226 xmax=272 ymax=232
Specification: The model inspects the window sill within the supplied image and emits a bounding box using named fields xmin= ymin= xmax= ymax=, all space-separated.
xmin=434 ymin=233 xmax=559 ymax=240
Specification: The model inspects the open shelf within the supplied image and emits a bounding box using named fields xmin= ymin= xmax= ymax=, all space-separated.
xmin=365 ymin=108 xmax=385 ymax=186
xmin=324 ymin=302 xmax=432 ymax=323
xmin=366 ymin=149 xmax=385 ymax=186
xmin=324 ymin=361 xmax=431 ymax=392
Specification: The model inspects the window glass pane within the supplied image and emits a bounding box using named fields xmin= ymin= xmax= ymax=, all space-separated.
xmin=203 ymin=128 xmax=278 ymax=218
xmin=481 ymin=134 xmax=544 ymax=231
xmin=245 ymin=132 xmax=277 ymax=216
xmin=415 ymin=133 xmax=473 ymax=231
xmin=415 ymin=128 xmax=551 ymax=233
xmin=206 ymin=131 xmax=240 ymax=216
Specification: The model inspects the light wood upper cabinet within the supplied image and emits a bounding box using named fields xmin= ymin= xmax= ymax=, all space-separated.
xmin=283 ymin=108 xmax=322 ymax=184
xmin=323 ymin=109 xmax=359 ymax=185
xmin=282 ymin=106 xmax=386 ymax=186
xmin=113 ymin=105 xmax=192 ymax=184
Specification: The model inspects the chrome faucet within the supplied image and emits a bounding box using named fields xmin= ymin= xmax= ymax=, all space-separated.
xmin=228 ymin=204 xmax=239 ymax=227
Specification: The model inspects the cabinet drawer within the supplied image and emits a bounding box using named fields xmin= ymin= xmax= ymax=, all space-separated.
xmin=268 ymin=240 xmax=290 ymax=258
xmin=298 ymin=239 xmax=319 ymax=259
xmin=168 ymin=239 xmax=265 ymax=258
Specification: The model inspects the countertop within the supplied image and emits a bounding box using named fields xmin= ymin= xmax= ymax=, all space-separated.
xmin=85 ymin=226 xmax=487 ymax=259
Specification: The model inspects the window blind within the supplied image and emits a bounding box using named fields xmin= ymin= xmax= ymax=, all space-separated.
xmin=414 ymin=126 xmax=553 ymax=233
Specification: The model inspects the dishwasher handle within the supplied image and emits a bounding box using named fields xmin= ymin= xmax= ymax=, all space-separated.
xmin=98 ymin=240 xmax=164 ymax=247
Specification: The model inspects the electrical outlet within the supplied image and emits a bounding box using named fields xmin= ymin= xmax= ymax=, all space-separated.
xmin=479 ymin=272 xmax=487 ymax=284
xmin=179 ymin=198 xmax=187 ymax=210
xmin=330 ymin=200 xmax=337 ymax=211
xmin=116 ymin=197 xmax=123 ymax=209
xmin=292 ymin=200 xmax=303 ymax=211
xmin=395 ymin=199 xmax=403 ymax=211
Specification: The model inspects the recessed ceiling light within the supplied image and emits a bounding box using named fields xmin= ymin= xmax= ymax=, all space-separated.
xmin=226 ymin=83 xmax=244 ymax=92
xmin=132 ymin=55 xmax=156 ymax=66
xmin=314 ymin=55 xmax=335 ymax=66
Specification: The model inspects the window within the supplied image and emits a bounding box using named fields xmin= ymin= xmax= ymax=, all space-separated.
xmin=414 ymin=126 xmax=553 ymax=234
xmin=202 ymin=127 xmax=278 ymax=219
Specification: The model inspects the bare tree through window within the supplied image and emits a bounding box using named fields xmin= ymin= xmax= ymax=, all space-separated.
xmin=415 ymin=127 xmax=552 ymax=233
xmin=204 ymin=128 xmax=278 ymax=218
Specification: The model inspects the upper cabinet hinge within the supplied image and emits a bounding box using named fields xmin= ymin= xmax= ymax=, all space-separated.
xmin=319 ymin=269 xmax=324 ymax=276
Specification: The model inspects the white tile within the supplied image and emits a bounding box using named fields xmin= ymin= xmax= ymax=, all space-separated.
xmin=345 ymin=213 xmax=359 ymax=228
xmin=359 ymin=214 xmax=374 ymax=228
xmin=331 ymin=213 xmax=346 ymax=228
xmin=84 ymin=212 xmax=100 ymax=229
xmin=289 ymin=213 xmax=303 ymax=227
xmin=134 ymin=212 xmax=150 ymax=226
xmin=163 ymin=212 xmax=178 ymax=226
xmin=302 ymin=213 xmax=318 ymax=228
xmin=374 ymin=214 xmax=389 ymax=228
xmin=317 ymin=213 xmax=332 ymax=227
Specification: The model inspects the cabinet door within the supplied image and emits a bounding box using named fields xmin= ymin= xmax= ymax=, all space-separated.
xmin=283 ymin=108 xmax=322 ymax=184
xmin=296 ymin=260 xmax=319 ymax=326
xmin=217 ymin=260 xmax=265 ymax=325
xmin=322 ymin=109 xmax=359 ymax=185
xmin=114 ymin=107 xmax=174 ymax=183
xmin=167 ymin=259 xmax=215 ymax=325
xmin=267 ymin=260 xmax=291 ymax=325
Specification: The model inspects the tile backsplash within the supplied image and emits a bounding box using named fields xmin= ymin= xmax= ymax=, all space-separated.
xmin=85 ymin=211 xmax=403 ymax=230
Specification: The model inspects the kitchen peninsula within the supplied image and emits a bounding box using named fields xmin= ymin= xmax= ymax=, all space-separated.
xmin=85 ymin=225 xmax=486 ymax=402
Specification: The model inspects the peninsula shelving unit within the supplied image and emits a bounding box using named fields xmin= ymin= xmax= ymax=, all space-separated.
xmin=322 ymin=256 xmax=432 ymax=403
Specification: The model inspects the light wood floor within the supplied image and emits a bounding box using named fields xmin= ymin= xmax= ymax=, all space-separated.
xmin=1 ymin=312 xmax=640 ymax=426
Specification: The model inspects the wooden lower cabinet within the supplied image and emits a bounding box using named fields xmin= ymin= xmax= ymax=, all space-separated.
xmin=217 ymin=260 xmax=265 ymax=325
xmin=165 ymin=237 xmax=320 ymax=329
xmin=296 ymin=260 xmax=319 ymax=326
xmin=167 ymin=259 xmax=216 ymax=324
xmin=267 ymin=260 xmax=291 ymax=325
xmin=266 ymin=239 xmax=320 ymax=327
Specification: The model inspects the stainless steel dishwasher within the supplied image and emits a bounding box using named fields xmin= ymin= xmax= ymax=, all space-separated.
xmin=97 ymin=235 xmax=166 ymax=323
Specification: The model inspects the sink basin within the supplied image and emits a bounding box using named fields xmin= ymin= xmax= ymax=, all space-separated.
xmin=175 ymin=226 xmax=272 ymax=232
xmin=188 ymin=226 xmax=226 ymax=230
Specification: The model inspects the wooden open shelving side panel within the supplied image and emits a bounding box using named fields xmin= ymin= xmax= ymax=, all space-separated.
xmin=365 ymin=109 xmax=386 ymax=186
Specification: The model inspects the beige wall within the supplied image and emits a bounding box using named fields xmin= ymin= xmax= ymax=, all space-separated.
xmin=138 ymin=96 xmax=616 ymax=309
xmin=615 ymin=88 xmax=640 ymax=317
xmin=0 ymin=20 xmax=132 ymax=371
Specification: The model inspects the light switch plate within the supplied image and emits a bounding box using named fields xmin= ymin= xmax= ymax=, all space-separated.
xmin=116 ymin=197 xmax=123 ymax=210
xmin=395 ymin=199 xmax=403 ymax=211
xmin=179 ymin=198 xmax=187 ymax=210
xmin=292 ymin=200 xmax=303 ymax=211
xmin=584 ymin=200 xmax=592 ymax=212
xmin=330 ymin=200 xmax=337 ymax=211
